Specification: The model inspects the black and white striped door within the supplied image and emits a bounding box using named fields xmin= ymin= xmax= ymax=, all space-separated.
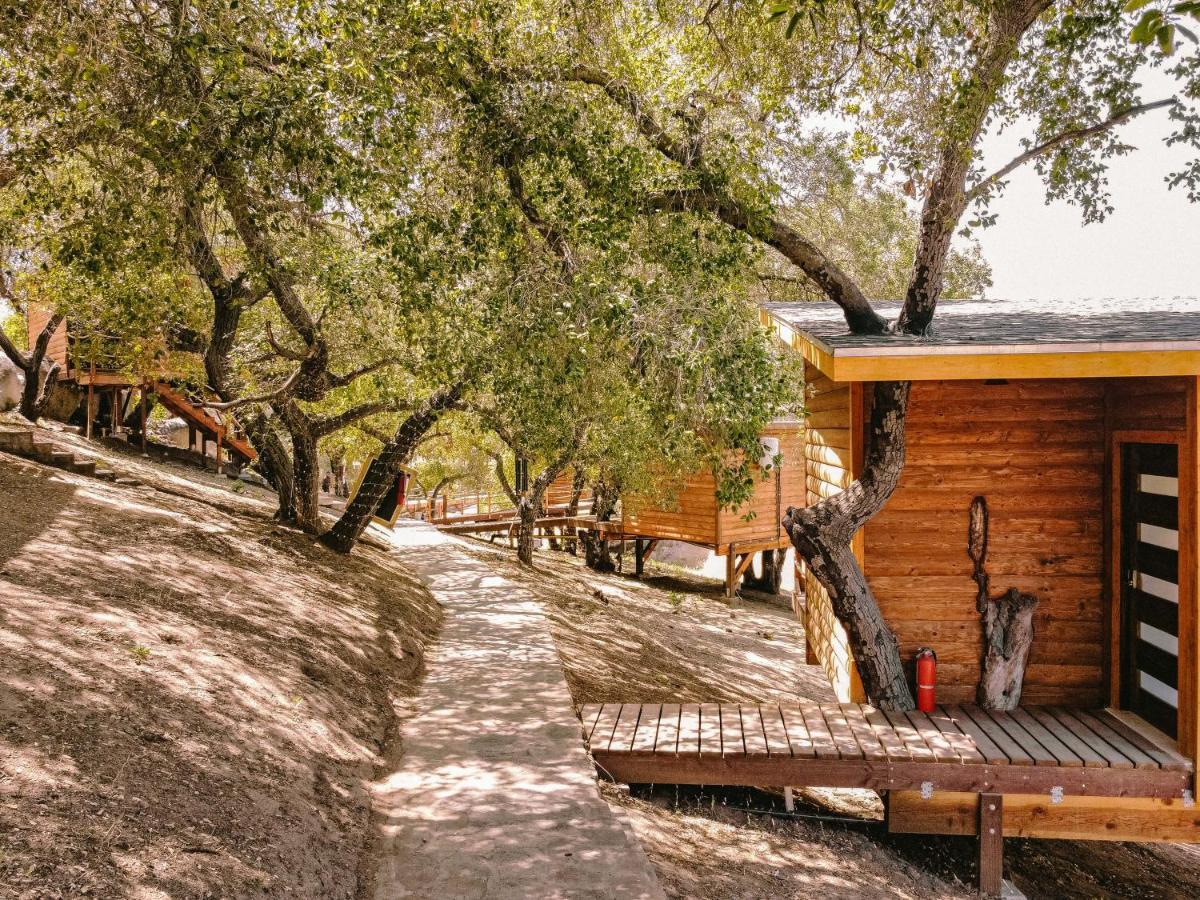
xmin=1120 ymin=442 xmax=1180 ymax=738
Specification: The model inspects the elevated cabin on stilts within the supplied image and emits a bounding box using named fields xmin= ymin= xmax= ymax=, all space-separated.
xmin=618 ymin=419 xmax=805 ymax=597
xmin=25 ymin=309 xmax=255 ymax=468
xmin=755 ymin=296 xmax=1200 ymax=860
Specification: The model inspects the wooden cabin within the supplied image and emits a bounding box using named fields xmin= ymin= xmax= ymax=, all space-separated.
xmin=619 ymin=419 xmax=805 ymax=596
xmin=25 ymin=309 xmax=254 ymax=465
xmin=762 ymin=296 xmax=1200 ymax=845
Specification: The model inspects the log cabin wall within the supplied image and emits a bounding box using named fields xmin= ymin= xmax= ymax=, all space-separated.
xmin=622 ymin=471 xmax=721 ymax=546
xmin=25 ymin=308 xmax=69 ymax=371
xmin=715 ymin=421 xmax=805 ymax=546
xmin=802 ymin=361 xmax=864 ymax=701
xmin=863 ymin=378 xmax=1110 ymax=705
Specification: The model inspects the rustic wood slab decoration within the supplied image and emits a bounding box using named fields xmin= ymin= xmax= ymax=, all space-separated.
xmin=969 ymin=495 xmax=1038 ymax=710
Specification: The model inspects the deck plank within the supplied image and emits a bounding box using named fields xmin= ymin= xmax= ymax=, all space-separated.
xmin=720 ymin=704 xmax=747 ymax=757
xmin=760 ymin=705 xmax=793 ymax=757
xmin=959 ymin=706 xmax=1032 ymax=765
xmin=780 ymin=705 xmax=817 ymax=758
xmin=822 ymin=704 xmax=866 ymax=760
xmin=610 ymin=704 xmax=643 ymax=753
xmin=941 ymin=705 xmax=1009 ymax=765
xmin=630 ymin=705 xmax=662 ymax=755
xmin=741 ymin=707 xmax=771 ymax=758
xmin=863 ymin=705 xmax=911 ymax=761
xmin=1099 ymin=711 xmax=1191 ymax=771
xmin=1009 ymin=707 xmax=1083 ymax=767
xmin=580 ymin=705 xmax=604 ymax=743
xmin=986 ymin=710 xmax=1058 ymax=767
xmin=884 ymin=710 xmax=937 ymax=762
xmin=798 ymin=701 xmax=840 ymax=760
xmin=699 ymin=704 xmax=723 ymax=757
xmin=904 ymin=710 xmax=962 ymax=764
xmin=927 ymin=707 xmax=986 ymax=764
xmin=1047 ymin=708 xmax=1134 ymax=769
xmin=591 ymin=704 xmax=625 ymax=752
xmin=1026 ymin=707 xmax=1108 ymax=768
xmin=1070 ymin=709 xmax=1158 ymax=770
xmin=677 ymin=704 xmax=702 ymax=755
xmin=841 ymin=704 xmax=888 ymax=761
xmin=656 ymin=704 xmax=682 ymax=755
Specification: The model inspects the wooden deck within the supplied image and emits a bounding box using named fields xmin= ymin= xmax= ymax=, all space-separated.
xmin=580 ymin=702 xmax=1194 ymax=799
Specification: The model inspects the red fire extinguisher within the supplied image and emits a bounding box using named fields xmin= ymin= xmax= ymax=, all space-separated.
xmin=915 ymin=647 xmax=937 ymax=713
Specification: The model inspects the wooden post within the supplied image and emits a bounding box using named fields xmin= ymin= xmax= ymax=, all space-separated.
xmin=85 ymin=363 xmax=95 ymax=440
xmin=635 ymin=538 xmax=646 ymax=577
xmin=215 ymin=432 xmax=223 ymax=470
xmin=139 ymin=388 xmax=148 ymax=452
xmin=977 ymin=793 xmax=1003 ymax=898
xmin=725 ymin=544 xmax=736 ymax=598
xmin=188 ymin=425 xmax=197 ymax=452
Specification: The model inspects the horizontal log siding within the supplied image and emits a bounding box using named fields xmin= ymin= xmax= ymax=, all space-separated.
xmin=803 ymin=362 xmax=860 ymax=700
xmin=25 ymin=308 xmax=69 ymax=371
xmin=622 ymin=472 xmax=721 ymax=545
xmin=864 ymin=378 xmax=1113 ymax=706
xmin=717 ymin=423 xmax=805 ymax=544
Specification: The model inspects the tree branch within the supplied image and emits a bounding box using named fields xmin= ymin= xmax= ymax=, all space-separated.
xmin=310 ymin=400 xmax=405 ymax=436
xmin=488 ymin=450 xmax=519 ymax=506
xmin=199 ymin=368 xmax=302 ymax=411
xmin=966 ymin=98 xmax=1179 ymax=202
xmin=569 ymin=68 xmax=885 ymax=334
xmin=326 ymin=358 xmax=395 ymax=389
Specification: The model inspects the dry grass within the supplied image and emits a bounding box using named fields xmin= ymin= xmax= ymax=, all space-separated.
xmin=0 ymin=449 xmax=440 ymax=899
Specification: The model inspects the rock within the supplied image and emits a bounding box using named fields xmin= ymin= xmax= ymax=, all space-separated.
xmin=0 ymin=355 xmax=23 ymax=412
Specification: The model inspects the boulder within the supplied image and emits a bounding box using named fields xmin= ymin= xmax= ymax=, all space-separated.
xmin=0 ymin=355 xmax=23 ymax=412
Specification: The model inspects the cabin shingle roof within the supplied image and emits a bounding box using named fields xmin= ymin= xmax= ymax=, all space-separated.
xmin=763 ymin=297 xmax=1200 ymax=354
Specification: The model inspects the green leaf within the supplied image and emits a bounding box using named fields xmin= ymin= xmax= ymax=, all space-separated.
xmin=784 ymin=11 xmax=802 ymax=38
xmin=1123 ymin=0 xmax=1154 ymax=10
xmin=1158 ymin=22 xmax=1177 ymax=53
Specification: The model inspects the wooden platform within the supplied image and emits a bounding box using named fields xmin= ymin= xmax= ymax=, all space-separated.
xmin=580 ymin=702 xmax=1194 ymax=799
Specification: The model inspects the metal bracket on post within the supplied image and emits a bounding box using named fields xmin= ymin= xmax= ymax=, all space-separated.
xmin=1050 ymin=786 xmax=1063 ymax=805
xmin=920 ymin=781 xmax=934 ymax=800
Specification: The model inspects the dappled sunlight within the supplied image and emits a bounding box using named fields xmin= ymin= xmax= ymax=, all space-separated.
xmin=455 ymin=538 xmax=834 ymax=705
xmin=369 ymin=524 xmax=664 ymax=899
xmin=0 ymin=455 xmax=440 ymax=897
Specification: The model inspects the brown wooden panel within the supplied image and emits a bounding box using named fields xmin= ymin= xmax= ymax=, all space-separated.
xmin=699 ymin=704 xmax=723 ymax=757
xmin=656 ymin=704 xmax=682 ymax=754
xmin=780 ymin=704 xmax=817 ymax=758
xmin=760 ymin=706 xmax=793 ymax=757
xmin=719 ymin=704 xmax=746 ymax=757
xmin=904 ymin=710 xmax=962 ymax=764
xmin=590 ymin=704 xmax=624 ymax=752
xmin=740 ymin=706 xmax=770 ymax=758
xmin=798 ymin=701 xmax=841 ymax=760
xmin=677 ymin=704 xmax=701 ymax=755
xmin=840 ymin=704 xmax=888 ymax=761
xmin=927 ymin=707 xmax=986 ymax=764
xmin=941 ymin=705 xmax=1010 ymax=765
xmin=630 ymin=705 xmax=662 ymax=755
xmin=1047 ymin=708 xmax=1134 ymax=769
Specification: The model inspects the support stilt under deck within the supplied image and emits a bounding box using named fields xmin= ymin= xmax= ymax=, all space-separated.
xmin=978 ymin=793 xmax=1003 ymax=897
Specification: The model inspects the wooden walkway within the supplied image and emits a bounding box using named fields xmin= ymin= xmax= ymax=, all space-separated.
xmin=580 ymin=702 xmax=1193 ymax=799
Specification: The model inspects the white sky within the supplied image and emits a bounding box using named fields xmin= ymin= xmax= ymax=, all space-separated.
xmin=971 ymin=66 xmax=1199 ymax=300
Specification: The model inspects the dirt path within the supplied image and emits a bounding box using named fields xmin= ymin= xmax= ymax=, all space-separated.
xmin=463 ymin=540 xmax=1200 ymax=899
xmin=0 ymin=450 xmax=440 ymax=899
xmin=368 ymin=522 xmax=664 ymax=899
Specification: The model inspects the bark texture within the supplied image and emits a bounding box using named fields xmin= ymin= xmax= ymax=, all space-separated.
xmin=968 ymin=496 xmax=1038 ymax=710
xmin=783 ymin=380 xmax=914 ymax=710
xmin=584 ymin=480 xmax=618 ymax=573
xmin=322 ymin=385 xmax=462 ymax=553
xmin=742 ymin=549 xmax=786 ymax=594
xmin=0 ymin=313 xmax=63 ymax=422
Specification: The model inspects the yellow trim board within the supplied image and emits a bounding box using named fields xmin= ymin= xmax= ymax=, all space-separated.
xmin=759 ymin=308 xmax=1200 ymax=382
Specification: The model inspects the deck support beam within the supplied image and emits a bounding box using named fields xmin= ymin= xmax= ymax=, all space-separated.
xmin=978 ymin=793 xmax=1003 ymax=897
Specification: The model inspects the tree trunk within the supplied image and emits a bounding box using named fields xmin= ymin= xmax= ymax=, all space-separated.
xmin=0 ymin=312 xmax=63 ymax=422
xmin=968 ymin=495 xmax=1038 ymax=709
xmin=286 ymin=409 xmax=322 ymax=534
xmin=516 ymin=495 xmax=538 ymax=565
xmin=322 ymin=385 xmax=461 ymax=553
xmin=584 ymin=479 xmax=618 ymax=573
xmin=783 ymin=380 xmax=915 ymax=710
xmin=743 ymin=549 xmax=786 ymax=594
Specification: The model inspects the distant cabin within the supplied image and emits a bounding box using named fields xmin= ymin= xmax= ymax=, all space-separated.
xmin=618 ymin=419 xmax=805 ymax=596
xmin=24 ymin=309 xmax=254 ymax=466
xmin=763 ymin=296 xmax=1200 ymax=755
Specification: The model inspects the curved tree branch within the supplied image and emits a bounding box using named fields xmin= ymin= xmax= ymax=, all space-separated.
xmin=965 ymin=97 xmax=1179 ymax=202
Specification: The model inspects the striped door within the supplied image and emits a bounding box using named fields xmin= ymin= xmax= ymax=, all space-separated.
xmin=1120 ymin=443 xmax=1180 ymax=737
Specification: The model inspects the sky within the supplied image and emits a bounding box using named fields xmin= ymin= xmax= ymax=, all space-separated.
xmin=971 ymin=66 xmax=1200 ymax=301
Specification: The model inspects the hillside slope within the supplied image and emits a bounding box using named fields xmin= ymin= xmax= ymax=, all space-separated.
xmin=0 ymin=449 xmax=440 ymax=899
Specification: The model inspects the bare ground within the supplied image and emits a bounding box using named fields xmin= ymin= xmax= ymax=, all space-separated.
xmin=462 ymin=538 xmax=1200 ymax=899
xmin=0 ymin=443 xmax=441 ymax=900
